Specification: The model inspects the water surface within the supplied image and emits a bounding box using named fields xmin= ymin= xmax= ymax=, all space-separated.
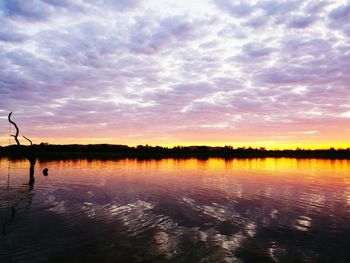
xmin=1 ymin=158 xmax=350 ymax=262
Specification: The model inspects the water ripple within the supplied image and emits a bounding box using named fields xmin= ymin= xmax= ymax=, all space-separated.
xmin=1 ymin=158 xmax=350 ymax=262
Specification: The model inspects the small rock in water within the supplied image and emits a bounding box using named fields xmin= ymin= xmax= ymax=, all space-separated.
xmin=43 ymin=168 xmax=49 ymax=176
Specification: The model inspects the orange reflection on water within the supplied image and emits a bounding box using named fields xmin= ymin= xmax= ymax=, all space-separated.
xmin=2 ymin=158 xmax=350 ymax=210
xmin=2 ymin=157 xmax=350 ymax=183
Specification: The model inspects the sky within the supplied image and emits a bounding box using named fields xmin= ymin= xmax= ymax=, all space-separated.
xmin=0 ymin=0 xmax=350 ymax=149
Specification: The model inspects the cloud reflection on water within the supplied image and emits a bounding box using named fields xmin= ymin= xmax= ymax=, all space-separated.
xmin=1 ymin=158 xmax=350 ymax=262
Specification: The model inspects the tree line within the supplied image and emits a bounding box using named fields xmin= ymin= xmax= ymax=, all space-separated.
xmin=1 ymin=143 xmax=350 ymax=159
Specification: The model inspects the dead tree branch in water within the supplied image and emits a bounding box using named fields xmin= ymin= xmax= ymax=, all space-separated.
xmin=8 ymin=112 xmax=36 ymax=185
xmin=23 ymin=136 xmax=33 ymax=146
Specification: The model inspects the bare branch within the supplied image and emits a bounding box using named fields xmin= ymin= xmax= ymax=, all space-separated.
xmin=8 ymin=112 xmax=36 ymax=184
xmin=23 ymin=136 xmax=33 ymax=146
xmin=8 ymin=112 xmax=21 ymax=147
xmin=8 ymin=112 xmax=32 ymax=160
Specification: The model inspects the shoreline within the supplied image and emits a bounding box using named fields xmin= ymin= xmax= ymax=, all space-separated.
xmin=1 ymin=144 xmax=350 ymax=160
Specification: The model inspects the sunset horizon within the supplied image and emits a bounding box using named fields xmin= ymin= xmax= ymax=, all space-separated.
xmin=2 ymin=135 xmax=350 ymax=150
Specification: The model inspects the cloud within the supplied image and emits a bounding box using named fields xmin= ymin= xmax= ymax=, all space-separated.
xmin=241 ymin=43 xmax=275 ymax=58
xmin=0 ymin=0 xmax=349 ymax=147
xmin=328 ymin=3 xmax=350 ymax=37
xmin=304 ymin=1 xmax=331 ymax=14
xmin=256 ymin=0 xmax=300 ymax=16
xmin=329 ymin=4 xmax=350 ymax=21
xmin=1 ymin=0 xmax=52 ymax=20
xmin=102 ymin=0 xmax=141 ymax=11
xmin=0 ymin=26 xmax=27 ymax=42
xmin=213 ymin=0 xmax=301 ymax=19
xmin=43 ymin=0 xmax=73 ymax=7
xmin=287 ymin=15 xmax=317 ymax=28
xmin=127 ymin=15 xmax=199 ymax=55
xmin=212 ymin=0 xmax=254 ymax=17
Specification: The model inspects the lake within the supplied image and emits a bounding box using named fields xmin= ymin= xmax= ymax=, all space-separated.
xmin=1 ymin=158 xmax=350 ymax=262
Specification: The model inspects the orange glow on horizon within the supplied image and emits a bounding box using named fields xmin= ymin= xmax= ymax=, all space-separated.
xmin=1 ymin=135 xmax=349 ymax=150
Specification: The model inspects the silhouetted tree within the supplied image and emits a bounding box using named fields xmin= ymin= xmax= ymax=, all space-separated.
xmin=8 ymin=112 xmax=36 ymax=185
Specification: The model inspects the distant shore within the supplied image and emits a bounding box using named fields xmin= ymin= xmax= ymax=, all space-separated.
xmin=1 ymin=144 xmax=350 ymax=160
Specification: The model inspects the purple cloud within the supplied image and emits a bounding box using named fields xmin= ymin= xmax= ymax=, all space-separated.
xmin=256 ymin=0 xmax=300 ymax=16
xmin=1 ymin=0 xmax=52 ymax=20
xmin=0 ymin=0 xmax=350 ymax=147
xmin=0 ymin=26 xmax=27 ymax=42
xmin=287 ymin=15 xmax=316 ymax=28
xmin=242 ymin=43 xmax=275 ymax=58
xmin=213 ymin=0 xmax=254 ymax=17
xmin=329 ymin=4 xmax=350 ymax=21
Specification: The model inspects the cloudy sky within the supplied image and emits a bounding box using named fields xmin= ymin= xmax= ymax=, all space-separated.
xmin=0 ymin=0 xmax=350 ymax=148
